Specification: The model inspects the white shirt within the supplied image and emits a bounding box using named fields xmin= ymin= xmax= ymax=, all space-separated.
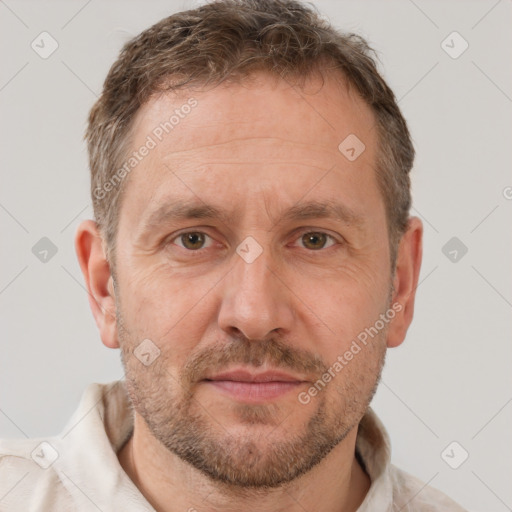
xmin=0 ymin=380 xmax=467 ymax=511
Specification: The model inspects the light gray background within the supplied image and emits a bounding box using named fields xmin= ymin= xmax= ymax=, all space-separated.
xmin=1 ymin=0 xmax=511 ymax=510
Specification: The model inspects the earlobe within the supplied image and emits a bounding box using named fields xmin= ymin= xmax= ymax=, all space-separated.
xmin=386 ymin=216 xmax=423 ymax=348
xmin=75 ymin=220 xmax=119 ymax=349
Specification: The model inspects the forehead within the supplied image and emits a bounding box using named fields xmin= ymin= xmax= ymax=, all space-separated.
xmin=119 ymin=71 xmax=381 ymax=229
xmin=131 ymin=71 xmax=376 ymax=155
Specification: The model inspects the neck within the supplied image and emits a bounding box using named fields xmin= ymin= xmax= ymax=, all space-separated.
xmin=118 ymin=414 xmax=371 ymax=512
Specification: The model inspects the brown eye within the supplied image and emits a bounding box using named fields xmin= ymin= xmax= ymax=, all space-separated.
xmin=178 ymin=232 xmax=207 ymax=250
xmin=301 ymin=232 xmax=330 ymax=250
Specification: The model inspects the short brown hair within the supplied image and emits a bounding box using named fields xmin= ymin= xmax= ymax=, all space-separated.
xmin=86 ymin=0 xmax=414 ymax=270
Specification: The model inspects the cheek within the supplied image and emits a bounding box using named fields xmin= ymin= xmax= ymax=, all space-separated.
xmin=117 ymin=262 xmax=219 ymax=356
xmin=290 ymin=263 xmax=390 ymax=349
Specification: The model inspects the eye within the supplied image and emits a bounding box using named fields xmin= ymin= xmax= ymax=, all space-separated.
xmin=296 ymin=231 xmax=337 ymax=251
xmin=172 ymin=231 xmax=213 ymax=251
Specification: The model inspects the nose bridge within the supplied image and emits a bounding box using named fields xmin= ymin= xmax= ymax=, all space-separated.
xmin=236 ymin=248 xmax=275 ymax=301
xmin=217 ymin=241 xmax=294 ymax=339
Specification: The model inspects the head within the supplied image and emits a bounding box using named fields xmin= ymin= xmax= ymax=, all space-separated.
xmin=76 ymin=0 xmax=422 ymax=490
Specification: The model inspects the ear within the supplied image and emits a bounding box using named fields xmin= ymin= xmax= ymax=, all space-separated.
xmin=75 ymin=220 xmax=119 ymax=349
xmin=386 ymin=216 xmax=423 ymax=348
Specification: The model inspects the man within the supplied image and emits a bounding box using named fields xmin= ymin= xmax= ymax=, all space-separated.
xmin=0 ymin=0 xmax=467 ymax=510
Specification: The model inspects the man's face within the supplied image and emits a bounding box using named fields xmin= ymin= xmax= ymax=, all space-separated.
xmin=114 ymin=72 xmax=393 ymax=487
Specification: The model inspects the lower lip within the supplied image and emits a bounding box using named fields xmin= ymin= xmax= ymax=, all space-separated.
xmin=204 ymin=380 xmax=303 ymax=402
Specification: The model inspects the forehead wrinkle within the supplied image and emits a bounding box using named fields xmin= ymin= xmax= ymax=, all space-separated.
xmin=155 ymin=136 xmax=334 ymax=160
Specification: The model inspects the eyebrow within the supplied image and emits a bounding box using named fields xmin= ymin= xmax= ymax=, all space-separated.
xmin=276 ymin=200 xmax=365 ymax=230
xmin=141 ymin=200 xmax=237 ymax=232
xmin=140 ymin=198 xmax=365 ymax=234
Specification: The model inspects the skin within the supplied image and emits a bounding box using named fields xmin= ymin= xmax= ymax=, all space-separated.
xmin=76 ymin=70 xmax=422 ymax=512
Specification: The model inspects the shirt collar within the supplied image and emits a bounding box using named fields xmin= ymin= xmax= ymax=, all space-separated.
xmin=355 ymin=407 xmax=394 ymax=510
xmin=56 ymin=380 xmax=151 ymax=510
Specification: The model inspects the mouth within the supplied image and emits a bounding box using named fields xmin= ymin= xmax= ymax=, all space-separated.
xmin=202 ymin=368 xmax=309 ymax=402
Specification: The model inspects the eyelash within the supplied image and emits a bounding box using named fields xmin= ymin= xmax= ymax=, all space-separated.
xmin=168 ymin=229 xmax=341 ymax=254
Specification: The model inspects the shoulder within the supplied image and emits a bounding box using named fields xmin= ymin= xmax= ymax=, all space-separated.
xmin=0 ymin=436 xmax=75 ymax=511
xmin=388 ymin=464 xmax=468 ymax=511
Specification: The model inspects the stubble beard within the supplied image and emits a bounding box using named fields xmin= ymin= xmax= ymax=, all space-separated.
xmin=117 ymin=308 xmax=387 ymax=490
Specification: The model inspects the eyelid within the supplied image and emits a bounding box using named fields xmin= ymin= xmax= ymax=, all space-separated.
xmin=169 ymin=230 xmax=215 ymax=249
xmin=290 ymin=229 xmax=341 ymax=249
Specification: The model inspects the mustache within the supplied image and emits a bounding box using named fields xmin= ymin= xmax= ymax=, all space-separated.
xmin=182 ymin=335 xmax=328 ymax=384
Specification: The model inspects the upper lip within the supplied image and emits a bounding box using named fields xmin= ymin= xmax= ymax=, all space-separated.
xmin=204 ymin=369 xmax=307 ymax=383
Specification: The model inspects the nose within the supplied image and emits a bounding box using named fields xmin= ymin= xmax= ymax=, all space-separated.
xmin=217 ymin=246 xmax=295 ymax=340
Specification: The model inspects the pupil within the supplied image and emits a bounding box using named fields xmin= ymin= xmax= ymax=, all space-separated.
xmin=183 ymin=233 xmax=204 ymax=249
xmin=304 ymin=233 xmax=326 ymax=250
